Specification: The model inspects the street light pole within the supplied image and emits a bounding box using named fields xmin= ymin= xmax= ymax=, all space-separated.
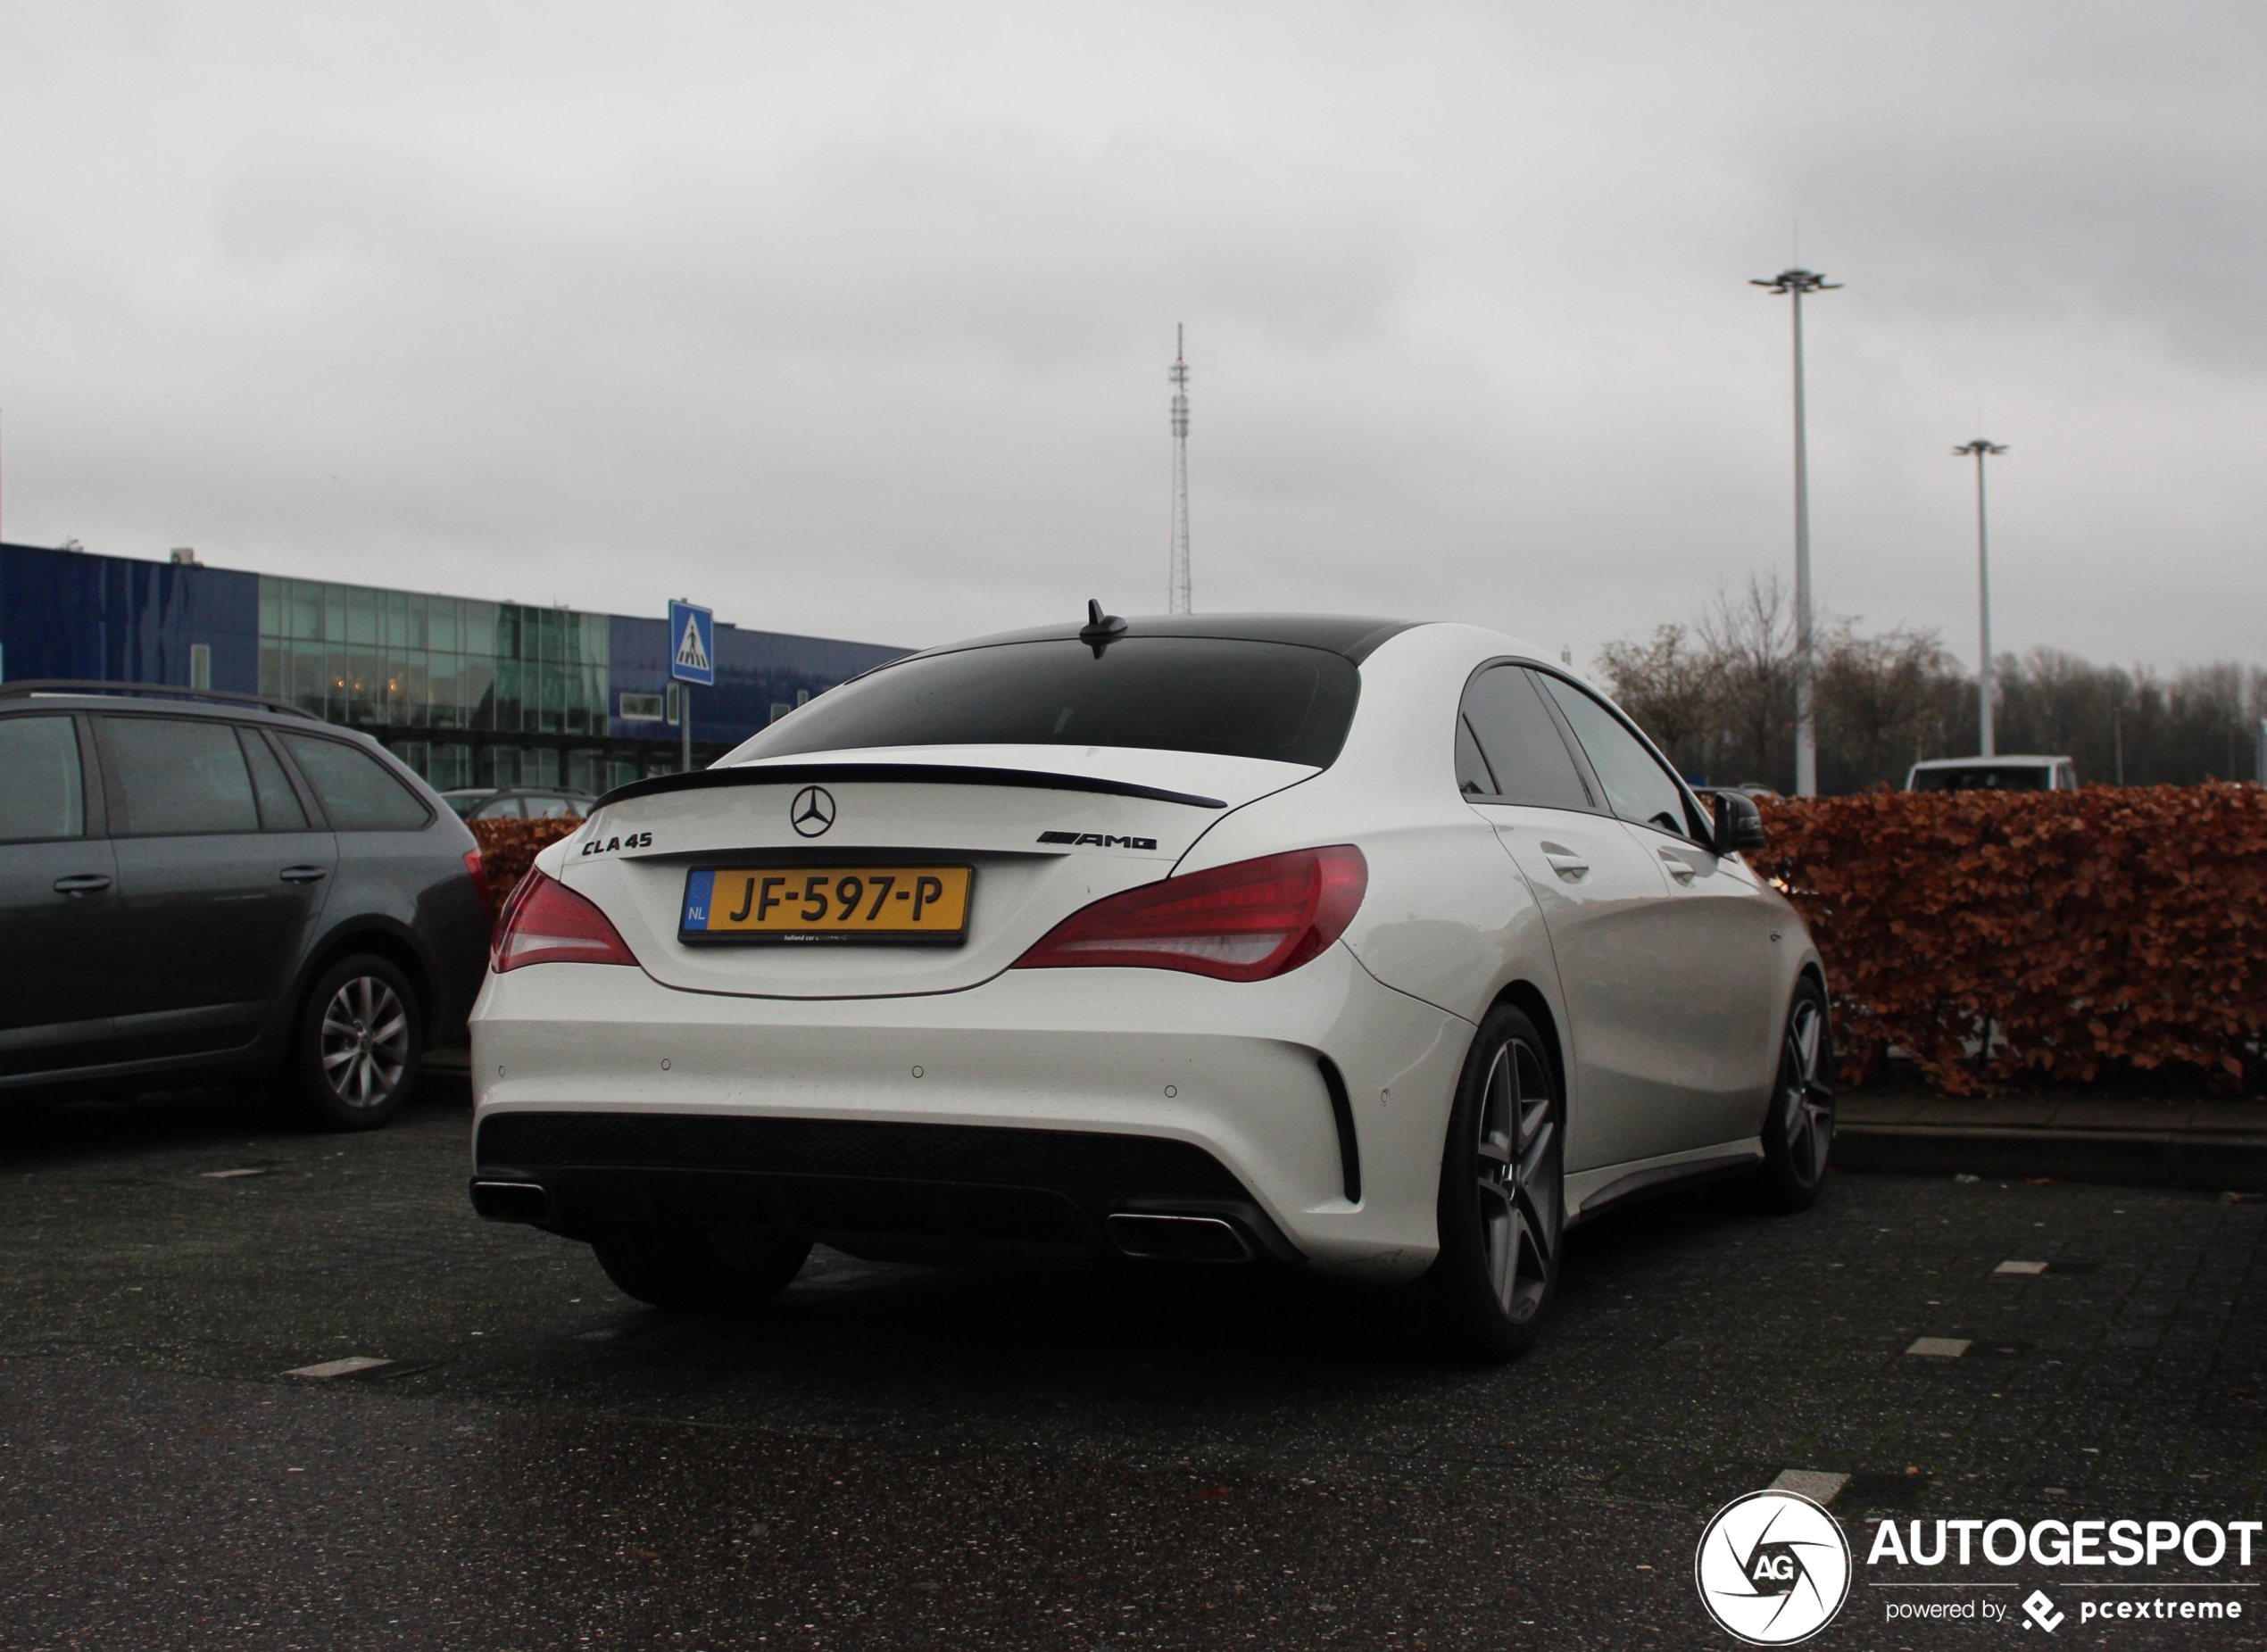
xmin=1953 ymin=439 xmax=2007 ymax=758
xmin=1752 ymin=268 xmax=1840 ymax=796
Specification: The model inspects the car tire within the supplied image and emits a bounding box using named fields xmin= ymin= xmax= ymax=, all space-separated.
xmin=591 ymin=1224 xmax=813 ymax=1314
xmin=289 ymin=954 xmax=424 ymax=1132
xmin=1421 ymin=1002 xmax=1565 ymax=1361
xmin=1756 ymin=976 xmax=1834 ymax=1212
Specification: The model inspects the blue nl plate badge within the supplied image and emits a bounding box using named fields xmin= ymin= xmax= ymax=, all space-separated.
xmin=683 ymin=868 xmax=716 ymax=931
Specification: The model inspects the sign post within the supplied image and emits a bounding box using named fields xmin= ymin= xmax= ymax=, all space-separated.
xmin=668 ymin=600 xmax=714 ymax=774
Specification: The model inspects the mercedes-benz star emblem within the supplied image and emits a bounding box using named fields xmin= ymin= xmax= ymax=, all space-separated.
xmin=789 ymin=785 xmax=836 ymax=838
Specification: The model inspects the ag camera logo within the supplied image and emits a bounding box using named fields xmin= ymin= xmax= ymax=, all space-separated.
xmin=1695 ymin=1490 xmax=1852 ymax=1645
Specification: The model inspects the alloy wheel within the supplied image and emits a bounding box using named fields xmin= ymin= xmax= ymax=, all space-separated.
xmin=1474 ymin=1036 xmax=1560 ymax=1325
xmin=319 ymin=976 xmax=411 ymax=1108
xmin=1779 ymin=996 xmax=1834 ymax=1186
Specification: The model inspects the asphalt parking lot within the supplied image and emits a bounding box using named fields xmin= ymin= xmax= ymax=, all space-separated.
xmin=3 ymin=1079 xmax=2263 ymax=1650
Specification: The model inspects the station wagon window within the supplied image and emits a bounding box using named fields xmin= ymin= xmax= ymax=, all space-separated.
xmin=1534 ymin=676 xmax=1695 ymax=840
xmin=727 ymin=637 xmax=1362 ymax=769
xmin=280 ymin=735 xmax=432 ymax=831
xmin=99 ymin=716 xmax=261 ymax=836
xmin=1456 ymin=667 xmax=1592 ymax=810
xmin=238 ymin=728 xmax=310 ymax=831
xmin=0 ymin=716 xmax=86 ymax=842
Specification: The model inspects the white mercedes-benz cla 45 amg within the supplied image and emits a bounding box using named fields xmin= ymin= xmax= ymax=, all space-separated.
xmin=469 ymin=610 xmax=1832 ymax=1357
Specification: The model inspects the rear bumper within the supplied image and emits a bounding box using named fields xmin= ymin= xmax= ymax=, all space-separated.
xmin=468 ymin=947 xmax=1470 ymax=1282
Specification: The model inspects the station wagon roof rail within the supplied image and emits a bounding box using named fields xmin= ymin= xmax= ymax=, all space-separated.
xmin=0 ymin=679 xmax=319 ymax=718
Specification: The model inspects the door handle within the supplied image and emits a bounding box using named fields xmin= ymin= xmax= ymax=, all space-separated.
xmin=53 ymin=873 xmax=112 ymax=894
xmin=279 ymin=866 xmax=330 ymax=884
xmin=1538 ymin=843 xmax=1590 ymax=882
xmin=1658 ymin=850 xmax=1698 ymax=884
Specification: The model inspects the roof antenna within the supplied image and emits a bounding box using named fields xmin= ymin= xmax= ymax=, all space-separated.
xmin=1079 ymin=597 xmax=1127 ymax=655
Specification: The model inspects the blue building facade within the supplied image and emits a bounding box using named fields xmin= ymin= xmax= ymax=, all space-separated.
xmin=0 ymin=541 xmax=907 ymax=793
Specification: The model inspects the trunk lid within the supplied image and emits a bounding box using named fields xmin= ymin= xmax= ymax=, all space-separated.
xmin=558 ymin=744 xmax=1315 ymax=999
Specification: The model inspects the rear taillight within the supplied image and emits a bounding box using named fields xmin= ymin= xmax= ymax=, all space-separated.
xmin=1013 ymin=846 xmax=1366 ymax=983
xmin=464 ymin=848 xmax=493 ymax=917
xmin=490 ymin=868 xmax=638 ymax=973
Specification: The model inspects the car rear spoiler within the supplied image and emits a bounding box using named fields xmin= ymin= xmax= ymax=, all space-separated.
xmin=594 ymin=761 xmax=1229 ymax=812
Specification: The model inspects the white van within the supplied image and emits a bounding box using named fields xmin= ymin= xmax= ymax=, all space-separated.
xmin=1904 ymin=755 xmax=2077 ymax=793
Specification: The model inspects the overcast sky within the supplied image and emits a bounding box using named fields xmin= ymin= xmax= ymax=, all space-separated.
xmin=0 ymin=4 xmax=2259 ymax=672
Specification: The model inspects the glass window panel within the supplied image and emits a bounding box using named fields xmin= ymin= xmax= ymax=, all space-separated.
xmin=403 ymin=653 xmax=428 ymax=728
xmin=583 ymin=613 xmax=609 ymax=663
xmin=286 ymin=580 xmax=318 ymax=643
xmin=259 ymin=579 xmax=283 ymax=638
xmin=345 ymin=586 xmax=378 ymax=646
xmin=525 ymin=748 xmax=560 ymax=786
xmin=463 ymin=657 xmax=496 ymax=731
xmin=495 ymin=605 xmax=521 ymax=660
xmin=384 ymin=590 xmax=410 ymax=649
xmin=428 ymin=653 xmax=459 ymax=729
xmin=324 ymin=586 xmax=347 ymax=643
xmin=290 ymin=644 xmax=326 ymax=719
xmin=1537 ymin=676 xmax=1694 ymax=839
xmin=493 ymin=660 xmax=520 ymax=734
xmin=462 ymin=602 xmax=496 ymax=659
xmin=404 ymin=594 xmax=428 ymax=651
xmin=348 ymin=649 xmax=381 ymax=724
xmin=428 ymin=597 xmax=458 ymax=654
xmin=279 ymin=734 xmax=431 ymax=831
xmin=260 ymin=641 xmax=286 ymax=701
xmin=0 ymin=716 xmax=85 ymax=840
xmin=101 ymin=716 xmax=260 ymax=835
xmin=238 ymin=728 xmax=309 ymax=831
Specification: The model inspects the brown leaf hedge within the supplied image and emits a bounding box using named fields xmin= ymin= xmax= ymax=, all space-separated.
xmin=1754 ymin=786 xmax=2267 ymax=1093
xmin=468 ymin=817 xmax=583 ymax=911
xmin=468 ymin=792 xmax=2267 ymax=1095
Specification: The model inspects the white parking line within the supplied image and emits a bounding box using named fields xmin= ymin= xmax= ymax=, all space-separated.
xmin=1769 ymin=1469 xmax=1850 ymax=1504
xmin=1994 ymin=1260 xmax=2047 ymax=1274
xmin=1906 ymin=1337 xmax=1972 ymax=1357
xmin=283 ymin=1357 xmax=393 ymax=1378
xmin=199 ymin=1168 xmax=266 ymax=1179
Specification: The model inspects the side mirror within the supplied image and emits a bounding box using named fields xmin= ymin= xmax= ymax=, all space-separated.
xmin=1703 ymin=789 xmax=1768 ymax=856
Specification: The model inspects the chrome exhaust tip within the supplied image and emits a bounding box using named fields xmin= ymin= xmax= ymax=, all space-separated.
xmin=1105 ymin=1212 xmax=1252 ymax=1263
xmin=469 ymin=1179 xmax=551 ymax=1223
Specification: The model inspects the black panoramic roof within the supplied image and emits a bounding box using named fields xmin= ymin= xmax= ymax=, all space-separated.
xmin=914 ymin=612 xmax=1419 ymax=666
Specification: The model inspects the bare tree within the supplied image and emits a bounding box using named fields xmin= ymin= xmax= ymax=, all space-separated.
xmin=1694 ymin=574 xmax=1798 ymax=791
xmin=1814 ymin=619 xmax=1965 ymax=792
xmin=1592 ymin=623 xmax=1718 ymax=777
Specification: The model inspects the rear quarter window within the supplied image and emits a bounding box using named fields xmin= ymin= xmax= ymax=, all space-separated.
xmin=280 ymin=735 xmax=433 ymax=831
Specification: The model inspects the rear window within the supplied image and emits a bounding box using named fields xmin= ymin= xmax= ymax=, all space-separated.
xmin=726 ymin=638 xmax=1362 ymax=768
xmin=280 ymin=735 xmax=433 ymax=830
xmin=1910 ymin=765 xmax=2055 ymax=793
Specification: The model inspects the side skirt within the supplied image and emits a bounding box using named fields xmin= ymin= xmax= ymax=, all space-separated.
xmin=1564 ymin=1140 xmax=1764 ymax=1229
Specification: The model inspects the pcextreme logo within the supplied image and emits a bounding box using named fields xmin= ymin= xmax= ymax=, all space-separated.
xmin=1695 ymin=1490 xmax=1853 ymax=1645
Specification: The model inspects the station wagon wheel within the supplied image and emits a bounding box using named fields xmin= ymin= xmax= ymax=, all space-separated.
xmin=290 ymin=953 xmax=423 ymax=1132
xmin=1424 ymin=1002 xmax=1565 ymax=1359
xmin=322 ymin=975 xmax=410 ymax=1108
xmin=1757 ymin=977 xmax=1834 ymax=1211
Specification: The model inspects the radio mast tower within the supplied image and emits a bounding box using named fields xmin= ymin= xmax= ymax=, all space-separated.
xmin=1167 ymin=325 xmax=1192 ymax=613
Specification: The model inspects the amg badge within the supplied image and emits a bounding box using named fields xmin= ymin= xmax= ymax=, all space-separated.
xmin=1037 ymin=830 xmax=1158 ymax=851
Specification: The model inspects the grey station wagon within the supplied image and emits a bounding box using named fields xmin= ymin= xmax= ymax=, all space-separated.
xmin=0 ymin=682 xmax=488 ymax=1128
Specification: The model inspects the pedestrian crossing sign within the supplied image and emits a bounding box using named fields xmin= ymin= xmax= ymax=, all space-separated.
xmin=668 ymin=601 xmax=715 ymax=686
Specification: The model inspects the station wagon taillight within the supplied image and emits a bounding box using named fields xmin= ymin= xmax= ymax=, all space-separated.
xmin=491 ymin=868 xmax=638 ymax=972
xmin=1013 ymin=846 xmax=1367 ymax=983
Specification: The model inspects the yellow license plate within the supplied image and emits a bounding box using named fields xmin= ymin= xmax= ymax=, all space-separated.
xmin=680 ymin=866 xmax=973 ymax=944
